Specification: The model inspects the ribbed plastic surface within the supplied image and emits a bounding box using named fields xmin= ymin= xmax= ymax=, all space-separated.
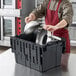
xmin=10 ymin=34 xmax=65 ymax=72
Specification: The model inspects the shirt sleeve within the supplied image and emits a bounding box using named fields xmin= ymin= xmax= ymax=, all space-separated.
xmin=61 ymin=1 xmax=73 ymax=27
xmin=31 ymin=0 xmax=48 ymax=19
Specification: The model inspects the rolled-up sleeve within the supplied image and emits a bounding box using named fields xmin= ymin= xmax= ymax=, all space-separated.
xmin=62 ymin=1 xmax=73 ymax=26
xmin=31 ymin=0 xmax=48 ymax=19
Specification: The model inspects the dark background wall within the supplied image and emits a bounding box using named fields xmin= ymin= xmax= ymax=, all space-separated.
xmin=0 ymin=0 xmax=1 ymax=40
xmin=21 ymin=0 xmax=35 ymax=33
xmin=0 ymin=18 xmax=1 ymax=40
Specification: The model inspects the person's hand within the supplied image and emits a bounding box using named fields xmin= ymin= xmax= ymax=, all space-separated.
xmin=25 ymin=13 xmax=36 ymax=23
xmin=43 ymin=25 xmax=59 ymax=32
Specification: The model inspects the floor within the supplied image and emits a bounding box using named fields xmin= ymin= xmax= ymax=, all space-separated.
xmin=0 ymin=46 xmax=76 ymax=54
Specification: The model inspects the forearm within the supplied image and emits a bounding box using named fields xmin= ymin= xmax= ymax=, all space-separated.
xmin=56 ymin=19 xmax=68 ymax=29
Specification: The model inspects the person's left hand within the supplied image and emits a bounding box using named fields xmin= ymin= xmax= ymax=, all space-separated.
xmin=43 ymin=25 xmax=59 ymax=32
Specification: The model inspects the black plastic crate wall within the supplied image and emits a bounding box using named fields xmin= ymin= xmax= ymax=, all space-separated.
xmin=11 ymin=37 xmax=63 ymax=72
xmin=11 ymin=37 xmax=31 ymax=67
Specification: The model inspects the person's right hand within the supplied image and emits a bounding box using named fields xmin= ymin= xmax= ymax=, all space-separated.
xmin=25 ymin=13 xmax=36 ymax=23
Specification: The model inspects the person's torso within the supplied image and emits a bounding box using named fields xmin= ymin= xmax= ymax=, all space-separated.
xmin=45 ymin=0 xmax=70 ymax=21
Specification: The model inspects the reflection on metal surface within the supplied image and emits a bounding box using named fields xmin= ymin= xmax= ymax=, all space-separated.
xmin=14 ymin=54 xmax=76 ymax=76
xmin=3 ymin=0 xmax=12 ymax=5
xmin=0 ymin=49 xmax=76 ymax=76
xmin=15 ymin=64 xmax=62 ymax=76
xmin=3 ymin=19 xmax=12 ymax=36
xmin=0 ymin=9 xmax=20 ymax=17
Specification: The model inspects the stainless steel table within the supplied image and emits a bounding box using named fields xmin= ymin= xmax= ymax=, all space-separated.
xmin=0 ymin=48 xmax=76 ymax=76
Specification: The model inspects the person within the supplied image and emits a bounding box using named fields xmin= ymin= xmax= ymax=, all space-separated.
xmin=25 ymin=0 xmax=73 ymax=68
